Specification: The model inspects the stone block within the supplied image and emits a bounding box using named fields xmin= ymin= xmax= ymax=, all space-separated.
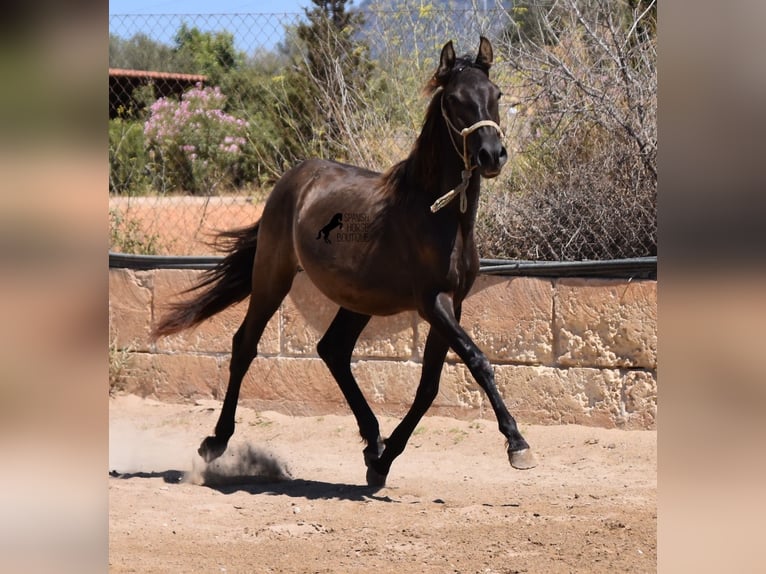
xmin=413 ymin=317 xmax=431 ymax=361
xmin=109 ymin=267 xmax=657 ymax=429
xmin=112 ymin=351 xmax=155 ymax=397
xmin=554 ymin=278 xmax=657 ymax=369
xmin=357 ymin=313 xmax=418 ymax=359
xmin=436 ymin=362 xmax=485 ymax=410
xmin=118 ymin=352 xmax=222 ymax=402
xmin=494 ymin=365 xmax=623 ymax=427
xmin=414 ymin=276 xmax=554 ymax=365
xmin=280 ymin=273 xmax=336 ymax=357
xmin=152 ymin=269 xmax=280 ymax=355
xmin=109 ymin=269 xmax=153 ymax=352
xmin=460 ymin=276 xmax=554 ymax=364
xmin=618 ymin=370 xmax=657 ymax=429
xmin=239 ymin=398 xmax=355 ymax=417
xmin=240 ymin=356 xmax=341 ymax=405
xmin=153 ymin=353 xmax=222 ymax=401
xmin=350 ymin=360 xmax=423 ymax=406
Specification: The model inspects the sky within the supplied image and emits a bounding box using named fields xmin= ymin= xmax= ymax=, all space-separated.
xmin=109 ymin=1 xmax=310 ymax=15
xmin=109 ymin=1 xmax=314 ymax=53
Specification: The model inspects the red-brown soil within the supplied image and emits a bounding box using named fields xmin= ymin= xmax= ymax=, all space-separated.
xmin=110 ymin=196 xmax=265 ymax=256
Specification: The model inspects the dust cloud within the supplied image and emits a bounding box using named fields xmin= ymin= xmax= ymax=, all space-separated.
xmin=185 ymin=442 xmax=293 ymax=487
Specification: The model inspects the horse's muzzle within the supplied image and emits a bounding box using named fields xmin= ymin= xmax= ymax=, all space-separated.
xmin=475 ymin=137 xmax=508 ymax=178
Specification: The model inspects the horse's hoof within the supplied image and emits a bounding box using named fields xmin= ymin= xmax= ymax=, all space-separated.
xmin=198 ymin=436 xmax=227 ymax=463
xmin=366 ymin=466 xmax=388 ymax=487
xmin=509 ymin=448 xmax=538 ymax=470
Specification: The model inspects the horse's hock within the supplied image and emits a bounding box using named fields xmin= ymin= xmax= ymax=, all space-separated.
xmin=109 ymin=269 xmax=656 ymax=430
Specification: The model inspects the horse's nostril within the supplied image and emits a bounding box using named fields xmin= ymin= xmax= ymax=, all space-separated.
xmin=477 ymin=145 xmax=506 ymax=170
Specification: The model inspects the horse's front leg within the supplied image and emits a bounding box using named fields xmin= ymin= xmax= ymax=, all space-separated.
xmin=424 ymin=292 xmax=538 ymax=470
xmin=366 ymin=324 xmax=451 ymax=485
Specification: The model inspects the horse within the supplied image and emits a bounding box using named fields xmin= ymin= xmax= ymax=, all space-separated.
xmin=153 ymin=37 xmax=538 ymax=487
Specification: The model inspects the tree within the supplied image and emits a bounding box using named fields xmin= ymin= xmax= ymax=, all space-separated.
xmin=172 ymin=24 xmax=244 ymax=83
xmin=296 ymin=1 xmax=371 ymax=89
xmin=502 ymin=0 xmax=561 ymax=47
xmin=290 ymin=0 xmax=374 ymax=155
xmin=109 ymin=33 xmax=176 ymax=71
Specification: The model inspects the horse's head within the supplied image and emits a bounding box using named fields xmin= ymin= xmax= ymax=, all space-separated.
xmin=432 ymin=37 xmax=508 ymax=179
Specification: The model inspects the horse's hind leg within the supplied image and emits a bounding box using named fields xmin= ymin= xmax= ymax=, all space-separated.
xmin=316 ymin=308 xmax=384 ymax=482
xmin=198 ymin=259 xmax=296 ymax=463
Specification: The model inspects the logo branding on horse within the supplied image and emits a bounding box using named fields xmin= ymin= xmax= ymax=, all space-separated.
xmin=316 ymin=212 xmax=342 ymax=243
xmin=316 ymin=212 xmax=370 ymax=243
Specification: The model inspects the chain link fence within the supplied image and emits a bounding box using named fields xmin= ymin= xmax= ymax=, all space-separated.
xmin=109 ymin=2 xmax=656 ymax=261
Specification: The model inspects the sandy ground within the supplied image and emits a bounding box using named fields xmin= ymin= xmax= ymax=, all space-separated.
xmin=109 ymin=394 xmax=656 ymax=573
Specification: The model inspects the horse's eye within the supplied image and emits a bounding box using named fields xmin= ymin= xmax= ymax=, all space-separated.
xmin=497 ymin=91 xmax=503 ymax=100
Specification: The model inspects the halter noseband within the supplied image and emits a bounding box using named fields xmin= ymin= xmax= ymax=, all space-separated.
xmin=430 ymin=91 xmax=504 ymax=213
xmin=441 ymin=94 xmax=504 ymax=172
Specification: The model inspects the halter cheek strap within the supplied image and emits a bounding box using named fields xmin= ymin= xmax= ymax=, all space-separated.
xmin=430 ymin=95 xmax=504 ymax=214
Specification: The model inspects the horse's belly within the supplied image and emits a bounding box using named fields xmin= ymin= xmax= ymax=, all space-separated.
xmin=295 ymin=226 xmax=414 ymax=316
xmin=299 ymin=257 xmax=414 ymax=317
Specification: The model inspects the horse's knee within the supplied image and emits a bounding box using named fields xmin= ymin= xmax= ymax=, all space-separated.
xmin=317 ymin=337 xmax=345 ymax=370
xmin=231 ymin=323 xmax=253 ymax=356
xmin=466 ymin=353 xmax=493 ymax=381
xmin=415 ymin=378 xmax=440 ymax=404
xmin=316 ymin=337 xmax=331 ymax=362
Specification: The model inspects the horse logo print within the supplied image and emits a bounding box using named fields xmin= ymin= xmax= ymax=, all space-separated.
xmin=316 ymin=212 xmax=343 ymax=243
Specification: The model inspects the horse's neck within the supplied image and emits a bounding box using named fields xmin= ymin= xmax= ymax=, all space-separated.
xmin=458 ymin=175 xmax=482 ymax=230
xmin=434 ymin=150 xmax=483 ymax=219
xmin=407 ymin=117 xmax=481 ymax=212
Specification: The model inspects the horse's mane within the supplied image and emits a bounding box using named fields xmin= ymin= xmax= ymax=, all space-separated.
xmin=380 ymin=91 xmax=442 ymax=194
xmin=381 ymin=56 xmax=479 ymax=197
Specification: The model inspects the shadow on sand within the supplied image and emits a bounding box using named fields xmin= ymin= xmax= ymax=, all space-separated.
xmin=109 ymin=469 xmax=391 ymax=502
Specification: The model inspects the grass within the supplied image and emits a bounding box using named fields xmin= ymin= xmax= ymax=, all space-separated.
xmin=108 ymin=309 xmax=134 ymax=395
xmin=248 ymin=416 xmax=274 ymax=428
xmin=449 ymin=427 xmax=469 ymax=444
xmin=109 ymin=208 xmax=162 ymax=255
xmin=108 ymin=338 xmax=133 ymax=395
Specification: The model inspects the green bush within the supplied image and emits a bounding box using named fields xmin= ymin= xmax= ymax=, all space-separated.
xmin=109 ymin=209 xmax=160 ymax=255
xmin=109 ymin=116 xmax=151 ymax=196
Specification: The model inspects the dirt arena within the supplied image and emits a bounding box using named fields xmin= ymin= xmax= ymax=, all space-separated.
xmin=109 ymin=197 xmax=656 ymax=571
xmin=109 ymin=394 xmax=656 ymax=573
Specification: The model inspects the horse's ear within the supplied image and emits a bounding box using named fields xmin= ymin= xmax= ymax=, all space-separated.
xmin=435 ymin=40 xmax=456 ymax=85
xmin=475 ymin=36 xmax=493 ymax=73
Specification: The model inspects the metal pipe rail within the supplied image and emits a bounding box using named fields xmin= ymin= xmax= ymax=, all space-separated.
xmin=109 ymin=252 xmax=656 ymax=279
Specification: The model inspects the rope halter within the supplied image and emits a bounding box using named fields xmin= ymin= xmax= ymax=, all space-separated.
xmin=430 ymin=93 xmax=504 ymax=214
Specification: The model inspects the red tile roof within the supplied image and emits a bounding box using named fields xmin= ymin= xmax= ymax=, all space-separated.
xmin=109 ymin=68 xmax=207 ymax=82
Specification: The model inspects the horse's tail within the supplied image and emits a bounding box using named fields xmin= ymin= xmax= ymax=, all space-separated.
xmin=151 ymin=221 xmax=260 ymax=339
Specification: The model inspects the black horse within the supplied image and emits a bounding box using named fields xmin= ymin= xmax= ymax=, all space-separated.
xmin=153 ymin=37 xmax=538 ymax=486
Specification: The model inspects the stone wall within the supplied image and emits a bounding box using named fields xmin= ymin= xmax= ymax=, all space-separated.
xmin=109 ymin=269 xmax=657 ymax=429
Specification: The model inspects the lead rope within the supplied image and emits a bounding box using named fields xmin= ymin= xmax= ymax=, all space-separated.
xmin=430 ymin=94 xmax=504 ymax=214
